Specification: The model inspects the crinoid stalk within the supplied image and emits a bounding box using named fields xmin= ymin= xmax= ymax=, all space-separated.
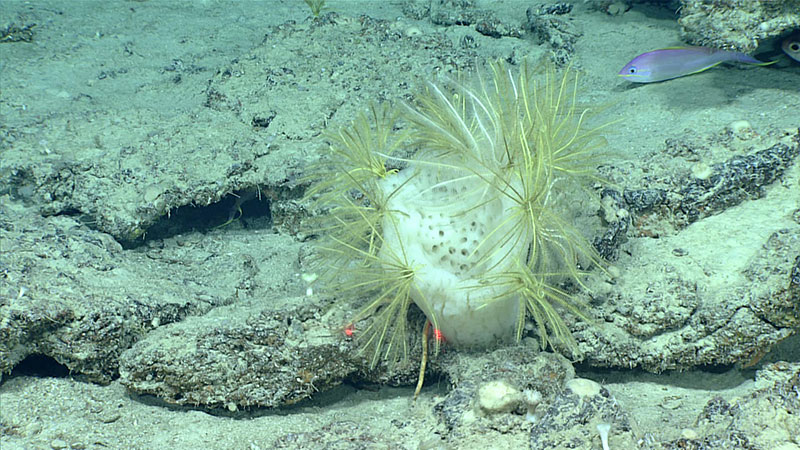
xmin=306 ymin=60 xmax=612 ymax=368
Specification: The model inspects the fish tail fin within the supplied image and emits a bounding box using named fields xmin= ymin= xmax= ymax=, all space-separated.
xmin=754 ymin=59 xmax=779 ymax=66
xmin=735 ymin=53 xmax=776 ymax=66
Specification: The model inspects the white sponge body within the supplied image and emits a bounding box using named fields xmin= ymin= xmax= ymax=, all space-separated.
xmin=378 ymin=166 xmax=524 ymax=347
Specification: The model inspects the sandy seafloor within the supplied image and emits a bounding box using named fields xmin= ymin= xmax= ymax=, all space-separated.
xmin=1 ymin=0 xmax=799 ymax=449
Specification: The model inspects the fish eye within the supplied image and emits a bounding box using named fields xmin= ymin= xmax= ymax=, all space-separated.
xmin=791 ymin=42 xmax=800 ymax=51
xmin=628 ymin=66 xmax=637 ymax=74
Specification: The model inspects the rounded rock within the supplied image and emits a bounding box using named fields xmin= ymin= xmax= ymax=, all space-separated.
xmin=476 ymin=380 xmax=522 ymax=414
xmin=726 ymin=120 xmax=755 ymax=140
xmin=565 ymin=378 xmax=601 ymax=398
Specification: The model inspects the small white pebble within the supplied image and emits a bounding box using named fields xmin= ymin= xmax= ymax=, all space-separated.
xmin=691 ymin=162 xmax=713 ymax=180
xmin=476 ymin=380 xmax=522 ymax=414
xmin=606 ymin=1 xmax=628 ymax=15
xmin=565 ymin=378 xmax=601 ymax=398
xmin=405 ymin=26 xmax=422 ymax=37
xmin=726 ymin=120 xmax=756 ymax=140
xmin=50 ymin=439 xmax=68 ymax=450
xmin=300 ymin=272 xmax=318 ymax=283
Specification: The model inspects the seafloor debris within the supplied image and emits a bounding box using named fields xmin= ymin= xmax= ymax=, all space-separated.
xmin=0 ymin=23 xmax=35 ymax=43
xmin=678 ymin=0 xmax=800 ymax=53
xmin=676 ymin=131 xmax=800 ymax=225
xmin=595 ymin=128 xmax=800 ymax=260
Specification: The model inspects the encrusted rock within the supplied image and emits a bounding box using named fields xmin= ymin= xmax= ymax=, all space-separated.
xmin=678 ymin=0 xmax=800 ymax=52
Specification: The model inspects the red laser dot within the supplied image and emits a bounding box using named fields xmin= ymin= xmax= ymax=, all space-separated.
xmin=344 ymin=325 xmax=354 ymax=337
xmin=433 ymin=328 xmax=444 ymax=342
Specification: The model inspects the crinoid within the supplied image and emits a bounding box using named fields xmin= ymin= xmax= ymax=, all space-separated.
xmin=305 ymin=60 xmax=612 ymax=371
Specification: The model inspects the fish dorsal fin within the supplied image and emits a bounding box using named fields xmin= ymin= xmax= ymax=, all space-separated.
xmin=654 ymin=46 xmax=709 ymax=52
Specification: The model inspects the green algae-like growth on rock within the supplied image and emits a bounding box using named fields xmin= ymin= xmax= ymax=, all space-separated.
xmin=305 ymin=60 xmax=613 ymax=369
